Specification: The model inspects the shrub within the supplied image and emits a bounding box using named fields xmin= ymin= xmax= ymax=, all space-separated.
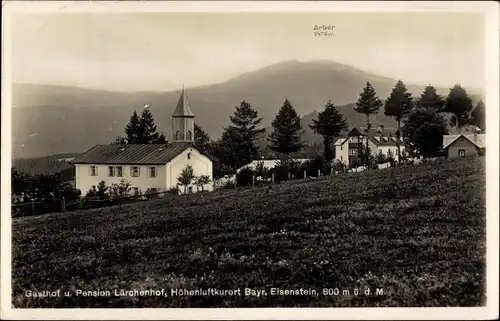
xmin=109 ymin=179 xmax=132 ymax=199
xmin=167 ymin=186 xmax=179 ymax=195
xmin=376 ymin=151 xmax=387 ymax=165
xmin=330 ymin=159 xmax=347 ymax=173
xmin=220 ymin=180 xmax=236 ymax=190
xmin=300 ymin=155 xmax=327 ymax=177
xmin=236 ymin=167 xmax=254 ymax=187
xmin=144 ymin=188 xmax=159 ymax=200
xmin=270 ymin=160 xmax=302 ymax=182
xmin=194 ymin=175 xmax=212 ymax=192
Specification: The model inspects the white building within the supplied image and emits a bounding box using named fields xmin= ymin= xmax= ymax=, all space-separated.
xmin=70 ymin=88 xmax=213 ymax=195
xmin=334 ymin=126 xmax=405 ymax=166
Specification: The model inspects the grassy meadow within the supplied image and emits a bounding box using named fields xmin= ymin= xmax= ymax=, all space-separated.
xmin=11 ymin=157 xmax=486 ymax=308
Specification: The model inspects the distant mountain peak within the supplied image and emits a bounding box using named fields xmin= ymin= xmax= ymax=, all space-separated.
xmin=12 ymin=60 xmax=483 ymax=159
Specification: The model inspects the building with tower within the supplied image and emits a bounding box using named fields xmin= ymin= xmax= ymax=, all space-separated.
xmin=70 ymin=87 xmax=214 ymax=195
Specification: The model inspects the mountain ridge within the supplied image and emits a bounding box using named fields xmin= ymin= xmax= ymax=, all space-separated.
xmin=11 ymin=60 xmax=484 ymax=159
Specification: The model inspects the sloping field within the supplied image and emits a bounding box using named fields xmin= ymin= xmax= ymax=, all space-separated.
xmin=12 ymin=157 xmax=486 ymax=308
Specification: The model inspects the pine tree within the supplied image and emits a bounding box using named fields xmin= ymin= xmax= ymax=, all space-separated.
xmin=443 ymin=84 xmax=473 ymax=132
xmin=309 ymin=100 xmax=348 ymax=161
xmin=416 ymin=85 xmax=445 ymax=111
xmin=384 ymin=80 xmax=414 ymax=163
xmin=124 ymin=110 xmax=143 ymax=144
xmin=469 ymin=100 xmax=485 ymax=133
xmin=355 ymin=82 xmax=383 ymax=132
xmin=267 ymin=99 xmax=305 ymax=157
xmin=224 ymin=100 xmax=266 ymax=168
xmin=354 ymin=82 xmax=382 ymax=163
xmin=139 ymin=108 xmax=167 ymax=143
xmin=194 ymin=123 xmax=212 ymax=150
xmin=121 ymin=108 xmax=166 ymax=144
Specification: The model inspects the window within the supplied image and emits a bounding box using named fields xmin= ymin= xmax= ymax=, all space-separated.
xmin=459 ymin=149 xmax=466 ymax=158
xmin=187 ymin=152 xmax=191 ymax=160
xmin=131 ymin=166 xmax=140 ymax=177
xmin=116 ymin=166 xmax=123 ymax=177
xmin=89 ymin=166 xmax=97 ymax=176
xmin=340 ymin=145 xmax=343 ymax=151
xmin=148 ymin=167 xmax=157 ymax=178
xmin=187 ymin=131 xmax=193 ymax=141
xmin=349 ymin=137 xmax=357 ymax=143
xmin=349 ymin=149 xmax=356 ymax=156
xmin=175 ymin=130 xmax=180 ymax=140
xmin=108 ymin=166 xmax=114 ymax=177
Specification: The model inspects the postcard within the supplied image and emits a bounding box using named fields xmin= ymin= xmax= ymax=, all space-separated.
xmin=1 ymin=1 xmax=498 ymax=320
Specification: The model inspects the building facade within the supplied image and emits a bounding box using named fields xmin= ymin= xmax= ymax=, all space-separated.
xmin=443 ymin=134 xmax=486 ymax=158
xmin=71 ymin=88 xmax=213 ymax=195
xmin=334 ymin=126 xmax=405 ymax=166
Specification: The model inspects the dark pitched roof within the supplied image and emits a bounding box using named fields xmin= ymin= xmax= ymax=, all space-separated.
xmin=359 ymin=126 xmax=398 ymax=137
xmin=346 ymin=126 xmax=398 ymax=137
xmin=369 ymin=136 xmax=403 ymax=146
xmin=70 ymin=142 xmax=211 ymax=165
xmin=172 ymin=87 xmax=195 ymax=117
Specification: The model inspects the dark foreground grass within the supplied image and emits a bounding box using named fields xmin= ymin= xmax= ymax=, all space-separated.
xmin=12 ymin=157 xmax=486 ymax=308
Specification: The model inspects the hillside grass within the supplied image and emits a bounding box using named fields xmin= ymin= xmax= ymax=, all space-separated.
xmin=12 ymin=157 xmax=486 ymax=308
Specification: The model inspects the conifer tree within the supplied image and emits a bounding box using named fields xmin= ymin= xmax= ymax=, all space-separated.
xmin=354 ymin=82 xmax=382 ymax=163
xmin=124 ymin=110 xmax=143 ymax=144
xmin=223 ymin=100 xmax=265 ymax=168
xmin=194 ymin=123 xmax=212 ymax=150
xmin=384 ymin=80 xmax=414 ymax=163
xmin=139 ymin=108 xmax=166 ymax=143
xmin=309 ymin=100 xmax=348 ymax=161
xmin=416 ymin=85 xmax=445 ymax=111
xmin=443 ymin=84 xmax=473 ymax=132
xmin=267 ymin=99 xmax=305 ymax=157
xmin=354 ymin=82 xmax=383 ymax=132
xmin=118 ymin=107 xmax=166 ymax=144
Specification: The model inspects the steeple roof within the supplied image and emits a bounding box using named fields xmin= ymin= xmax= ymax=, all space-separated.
xmin=172 ymin=86 xmax=195 ymax=117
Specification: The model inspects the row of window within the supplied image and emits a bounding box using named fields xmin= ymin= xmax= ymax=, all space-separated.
xmin=347 ymin=148 xmax=396 ymax=156
xmin=89 ymin=166 xmax=157 ymax=178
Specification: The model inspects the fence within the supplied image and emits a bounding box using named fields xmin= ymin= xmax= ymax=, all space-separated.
xmin=11 ymin=190 xmax=176 ymax=218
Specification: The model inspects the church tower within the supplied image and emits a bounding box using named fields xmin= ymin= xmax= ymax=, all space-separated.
xmin=172 ymin=86 xmax=195 ymax=142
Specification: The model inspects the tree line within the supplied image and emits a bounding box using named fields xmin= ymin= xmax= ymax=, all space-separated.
xmin=11 ymin=80 xmax=484 ymax=207
xmin=192 ymin=81 xmax=484 ymax=173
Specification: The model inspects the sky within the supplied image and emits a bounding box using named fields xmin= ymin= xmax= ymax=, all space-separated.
xmin=10 ymin=11 xmax=485 ymax=91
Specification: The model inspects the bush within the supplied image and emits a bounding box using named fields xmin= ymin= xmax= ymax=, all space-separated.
xmin=167 ymin=187 xmax=179 ymax=195
xmin=220 ymin=180 xmax=236 ymax=190
xmin=300 ymin=155 xmax=327 ymax=177
xmin=236 ymin=168 xmax=254 ymax=187
xmin=376 ymin=152 xmax=387 ymax=165
xmin=109 ymin=179 xmax=131 ymax=199
xmin=330 ymin=159 xmax=347 ymax=173
xmin=144 ymin=188 xmax=159 ymax=200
